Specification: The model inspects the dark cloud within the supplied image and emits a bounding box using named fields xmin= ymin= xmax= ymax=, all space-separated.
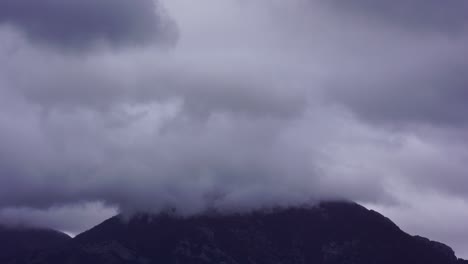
xmin=282 ymin=0 xmax=468 ymax=128
xmin=0 ymin=0 xmax=178 ymax=50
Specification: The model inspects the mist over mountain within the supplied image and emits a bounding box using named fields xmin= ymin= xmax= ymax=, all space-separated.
xmin=0 ymin=0 xmax=468 ymax=259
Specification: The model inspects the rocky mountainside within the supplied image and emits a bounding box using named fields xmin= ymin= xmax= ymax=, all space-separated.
xmin=6 ymin=201 xmax=468 ymax=264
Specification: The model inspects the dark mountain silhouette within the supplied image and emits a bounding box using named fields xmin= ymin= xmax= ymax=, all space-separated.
xmin=5 ymin=201 xmax=468 ymax=264
xmin=0 ymin=225 xmax=71 ymax=263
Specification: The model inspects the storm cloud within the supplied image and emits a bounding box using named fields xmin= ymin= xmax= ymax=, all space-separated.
xmin=0 ymin=0 xmax=467 ymax=258
xmin=0 ymin=0 xmax=178 ymax=50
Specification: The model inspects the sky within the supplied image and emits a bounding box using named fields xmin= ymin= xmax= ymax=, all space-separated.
xmin=0 ymin=0 xmax=467 ymax=258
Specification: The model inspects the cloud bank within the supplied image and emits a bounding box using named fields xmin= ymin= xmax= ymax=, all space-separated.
xmin=0 ymin=0 xmax=467 ymax=257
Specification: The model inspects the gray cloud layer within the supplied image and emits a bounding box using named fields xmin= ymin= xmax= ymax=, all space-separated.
xmin=0 ymin=0 xmax=178 ymax=50
xmin=326 ymin=0 xmax=468 ymax=33
xmin=0 ymin=0 xmax=467 ymax=258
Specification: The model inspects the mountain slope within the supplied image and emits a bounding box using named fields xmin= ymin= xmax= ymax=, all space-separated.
xmin=0 ymin=225 xmax=71 ymax=263
xmin=16 ymin=201 xmax=466 ymax=264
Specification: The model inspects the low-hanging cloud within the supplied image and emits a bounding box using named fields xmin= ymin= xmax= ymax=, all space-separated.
xmin=0 ymin=0 xmax=468 ymax=258
xmin=0 ymin=0 xmax=178 ymax=50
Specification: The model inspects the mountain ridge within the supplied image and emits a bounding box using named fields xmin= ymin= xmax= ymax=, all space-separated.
xmin=4 ymin=201 xmax=467 ymax=264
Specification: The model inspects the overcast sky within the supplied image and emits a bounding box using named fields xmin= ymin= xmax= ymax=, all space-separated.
xmin=0 ymin=0 xmax=467 ymax=258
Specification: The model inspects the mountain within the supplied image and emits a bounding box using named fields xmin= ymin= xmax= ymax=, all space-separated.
xmin=0 ymin=225 xmax=71 ymax=263
xmin=6 ymin=201 xmax=468 ymax=264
